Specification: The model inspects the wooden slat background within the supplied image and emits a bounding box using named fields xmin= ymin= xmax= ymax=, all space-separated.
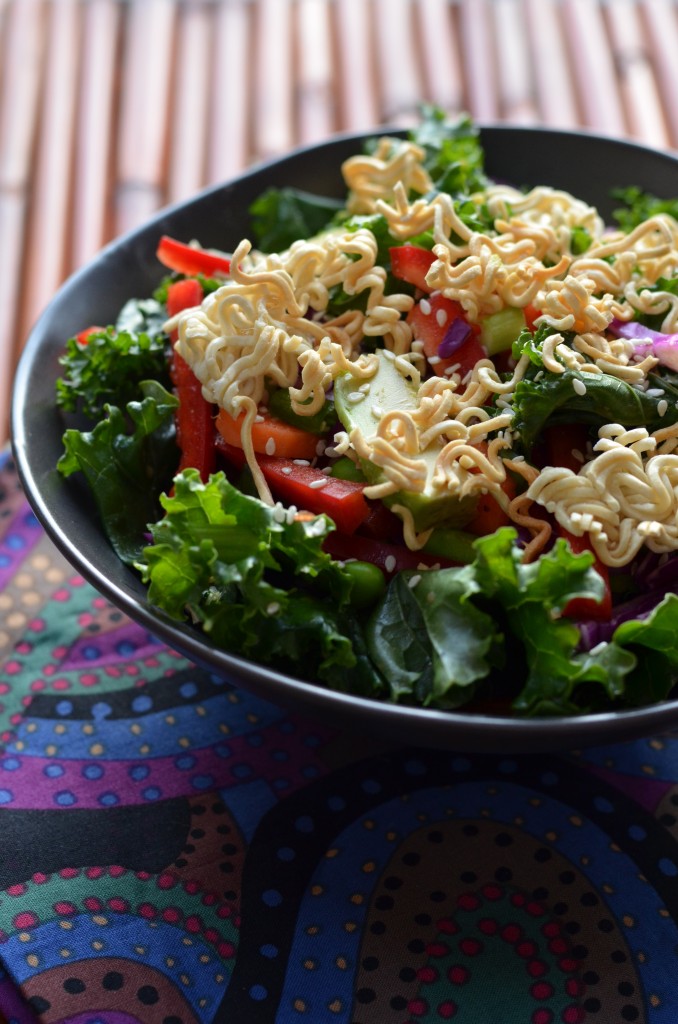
xmin=2 ymin=0 xmax=678 ymax=443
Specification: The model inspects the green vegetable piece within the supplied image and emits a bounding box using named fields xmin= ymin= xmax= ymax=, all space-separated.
xmin=329 ymin=457 xmax=366 ymax=483
xmin=267 ymin=388 xmax=336 ymax=435
xmin=422 ymin=527 xmax=477 ymax=565
xmin=56 ymin=325 xmax=169 ymax=420
xmin=479 ymin=307 xmax=526 ymax=356
xmin=334 ymin=349 xmax=475 ymax=530
xmin=57 ymin=380 xmax=179 ymax=564
xmin=249 ymin=187 xmax=343 ymax=253
xmin=344 ymin=560 xmax=387 ymax=609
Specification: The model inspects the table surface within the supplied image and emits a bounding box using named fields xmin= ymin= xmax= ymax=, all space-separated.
xmin=5 ymin=2 xmax=678 ymax=1021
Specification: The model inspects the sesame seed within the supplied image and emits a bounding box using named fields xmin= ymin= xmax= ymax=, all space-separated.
xmin=436 ymin=309 xmax=448 ymax=327
xmin=254 ymin=415 xmax=265 ymax=423
xmin=572 ymin=378 xmax=587 ymax=396
xmin=265 ymin=437 xmax=276 ymax=455
xmin=408 ymin=574 xmax=422 ymax=589
xmin=293 ymin=459 xmax=310 ymax=466
xmin=308 ymin=477 xmax=329 ymax=489
xmin=316 ymin=439 xmax=326 ymax=456
xmin=347 ymin=391 xmax=366 ymax=403
xmin=371 ymin=404 xmax=384 ymax=419
xmin=359 ymin=382 xmax=371 ymax=393
xmin=266 ymin=602 xmax=281 ymax=615
xmin=384 ymin=555 xmax=397 ymax=573
xmin=428 ymin=355 xmax=441 ymax=365
xmin=281 ymin=466 xmax=293 ymax=475
xmin=420 ymin=299 xmax=432 ymax=315
xmin=646 ymin=388 xmax=666 ymax=397
xmin=658 ymin=399 xmax=668 ymax=417
xmin=571 ymin=448 xmax=584 ymax=463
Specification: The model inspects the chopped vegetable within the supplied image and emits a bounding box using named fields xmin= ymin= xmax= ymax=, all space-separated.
xmin=157 ymin=235 xmax=232 ymax=277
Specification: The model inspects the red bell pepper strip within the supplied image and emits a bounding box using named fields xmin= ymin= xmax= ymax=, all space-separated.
xmin=389 ymin=245 xmax=436 ymax=292
xmin=167 ymin=279 xmax=216 ymax=482
xmin=407 ymin=293 xmax=485 ymax=379
xmin=216 ymin=439 xmax=370 ymax=534
xmin=75 ymin=326 xmax=105 ymax=345
xmin=157 ymin=235 xmax=231 ymax=278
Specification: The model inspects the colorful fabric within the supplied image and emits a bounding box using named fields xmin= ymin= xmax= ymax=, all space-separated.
xmin=1 ymin=448 xmax=678 ymax=1023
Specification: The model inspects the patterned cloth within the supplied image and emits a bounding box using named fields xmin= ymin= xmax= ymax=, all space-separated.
xmin=1 ymin=448 xmax=678 ymax=1024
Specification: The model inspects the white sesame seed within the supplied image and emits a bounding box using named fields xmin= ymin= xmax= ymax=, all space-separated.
xmin=254 ymin=415 xmax=265 ymax=423
xmin=408 ymin=574 xmax=422 ymax=589
xmin=347 ymin=391 xmax=366 ymax=403
xmin=371 ymin=404 xmax=384 ymax=419
xmin=428 ymin=355 xmax=441 ymax=365
xmin=572 ymin=378 xmax=587 ymax=396
xmin=293 ymin=459 xmax=310 ymax=466
xmin=420 ymin=299 xmax=432 ymax=316
xmin=266 ymin=602 xmax=280 ymax=615
xmin=321 ymin=465 xmax=333 ymax=475
xmin=308 ymin=477 xmax=329 ymax=489
xmin=281 ymin=466 xmax=293 ymax=475
xmin=646 ymin=388 xmax=666 ymax=398
xmin=265 ymin=437 xmax=276 ymax=455
xmin=571 ymin=448 xmax=584 ymax=463
xmin=384 ymin=555 xmax=397 ymax=573
xmin=315 ymin=439 xmax=326 ymax=456
xmin=358 ymin=382 xmax=371 ymax=393
xmin=436 ymin=309 xmax=448 ymax=327
xmin=324 ymin=446 xmax=338 ymax=458
xmin=659 ymin=399 xmax=668 ymax=417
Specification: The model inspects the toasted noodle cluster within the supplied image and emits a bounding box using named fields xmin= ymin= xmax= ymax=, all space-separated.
xmin=169 ymin=132 xmax=678 ymax=569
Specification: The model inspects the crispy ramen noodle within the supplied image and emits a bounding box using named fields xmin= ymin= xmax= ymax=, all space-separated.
xmin=167 ymin=130 xmax=678 ymax=568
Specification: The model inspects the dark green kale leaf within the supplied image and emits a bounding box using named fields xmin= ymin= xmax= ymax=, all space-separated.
xmin=612 ymin=186 xmax=678 ymax=232
xmin=56 ymin=324 xmax=169 ymax=420
xmin=249 ymin=187 xmax=343 ymax=253
xmin=137 ymin=470 xmax=385 ymax=696
xmin=57 ymin=380 xmax=179 ymax=564
xmin=409 ymin=106 xmax=488 ymax=197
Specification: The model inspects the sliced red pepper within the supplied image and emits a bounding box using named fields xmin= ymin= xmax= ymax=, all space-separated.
xmin=157 ymin=235 xmax=231 ymax=278
xmin=524 ymin=303 xmax=542 ymax=333
xmin=390 ymin=245 xmax=436 ymax=292
xmin=543 ymin=424 xmax=589 ymax=473
xmin=407 ymin=293 xmax=485 ymax=379
xmin=75 ymin=326 xmax=105 ymax=345
xmin=357 ymin=500 xmax=406 ymax=543
xmin=322 ymin=531 xmax=455 ymax=576
xmin=167 ymin=279 xmax=216 ymax=482
xmin=166 ymin=277 xmax=204 ymax=318
xmin=216 ymin=440 xmax=370 ymax=534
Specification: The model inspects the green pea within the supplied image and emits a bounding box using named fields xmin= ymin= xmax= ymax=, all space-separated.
xmin=344 ymin=560 xmax=386 ymax=608
xmin=330 ymin=457 xmax=366 ymax=482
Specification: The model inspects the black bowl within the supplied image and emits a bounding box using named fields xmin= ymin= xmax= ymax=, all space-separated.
xmin=12 ymin=125 xmax=678 ymax=752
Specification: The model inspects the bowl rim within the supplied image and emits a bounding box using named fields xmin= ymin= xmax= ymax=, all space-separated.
xmin=12 ymin=122 xmax=678 ymax=753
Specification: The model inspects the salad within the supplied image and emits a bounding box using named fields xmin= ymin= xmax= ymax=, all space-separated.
xmin=56 ymin=109 xmax=678 ymax=717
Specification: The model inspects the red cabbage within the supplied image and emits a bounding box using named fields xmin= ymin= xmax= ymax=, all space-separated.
xmin=438 ymin=318 xmax=472 ymax=358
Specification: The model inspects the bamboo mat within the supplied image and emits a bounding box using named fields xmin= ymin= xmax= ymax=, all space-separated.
xmin=2 ymin=0 xmax=678 ymax=444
